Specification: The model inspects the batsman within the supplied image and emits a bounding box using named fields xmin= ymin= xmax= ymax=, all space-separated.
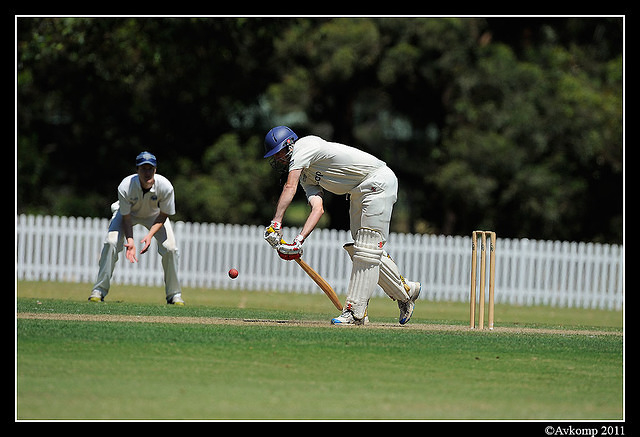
xmin=263 ymin=126 xmax=421 ymax=325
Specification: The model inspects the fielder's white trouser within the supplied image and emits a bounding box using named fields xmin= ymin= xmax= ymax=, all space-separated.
xmin=344 ymin=166 xmax=400 ymax=319
xmin=92 ymin=205 xmax=181 ymax=301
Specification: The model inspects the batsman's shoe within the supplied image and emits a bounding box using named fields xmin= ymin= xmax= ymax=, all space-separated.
xmin=167 ymin=294 xmax=185 ymax=306
xmin=88 ymin=289 xmax=104 ymax=302
xmin=331 ymin=310 xmax=368 ymax=325
xmin=398 ymin=281 xmax=421 ymax=325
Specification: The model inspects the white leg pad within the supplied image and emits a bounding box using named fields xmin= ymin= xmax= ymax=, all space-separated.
xmin=344 ymin=243 xmax=410 ymax=302
xmin=345 ymin=229 xmax=383 ymax=319
xmin=379 ymin=251 xmax=411 ymax=302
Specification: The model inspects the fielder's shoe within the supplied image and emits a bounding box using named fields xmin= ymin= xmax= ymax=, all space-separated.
xmin=88 ymin=289 xmax=104 ymax=302
xmin=167 ymin=294 xmax=185 ymax=306
xmin=398 ymin=281 xmax=421 ymax=325
xmin=331 ymin=309 xmax=368 ymax=325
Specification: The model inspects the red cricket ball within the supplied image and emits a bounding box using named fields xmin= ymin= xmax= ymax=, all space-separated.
xmin=228 ymin=268 xmax=239 ymax=279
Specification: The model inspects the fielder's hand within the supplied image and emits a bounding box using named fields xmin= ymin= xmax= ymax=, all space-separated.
xmin=140 ymin=234 xmax=153 ymax=255
xmin=264 ymin=220 xmax=283 ymax=248
xmin=124 ymin=238 xmax=138 ymax=263
xmin=277 ymin=234 xmax=304 ymax=260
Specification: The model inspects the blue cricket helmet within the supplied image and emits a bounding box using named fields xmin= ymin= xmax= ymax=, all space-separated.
xmin=264 ymin=126 xmax=298 ymax=158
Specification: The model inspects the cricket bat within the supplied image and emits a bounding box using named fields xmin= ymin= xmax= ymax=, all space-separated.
xmin=273 ymin=232 xmax=343 ymax=310
xmin=294 ymin=258 xmax=343 ymax=311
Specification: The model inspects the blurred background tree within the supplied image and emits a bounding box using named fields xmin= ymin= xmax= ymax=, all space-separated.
xmin=17 ymin=16 xmax=623 ymax=243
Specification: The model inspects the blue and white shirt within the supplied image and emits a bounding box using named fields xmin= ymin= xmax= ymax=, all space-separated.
xmin=116 ymin=174 xmax=176 ymax=218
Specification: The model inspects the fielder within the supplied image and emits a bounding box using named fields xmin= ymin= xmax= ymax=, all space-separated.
xmin=88 ymin=151 xmax=184 ymax=305
xmin=263 ymin=126 xmax=420 ymax=325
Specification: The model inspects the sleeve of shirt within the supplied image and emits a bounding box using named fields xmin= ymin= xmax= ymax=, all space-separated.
xmin=300 ymin=177 xmax=324 ymax=201
xmin=117 ymin=178 xmax=132 ymax=216
xmin=158 ymin=180 xmax=176 ymax=216
xmin=288 ymin=137 xmax=315 ymax=171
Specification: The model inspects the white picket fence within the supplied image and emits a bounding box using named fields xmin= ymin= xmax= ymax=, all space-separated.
xmin=15 ymin=214 xmax=624 ymax=310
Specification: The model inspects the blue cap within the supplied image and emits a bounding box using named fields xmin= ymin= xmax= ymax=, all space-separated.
xmin=136 ymin=151 xmax=157 ymax=167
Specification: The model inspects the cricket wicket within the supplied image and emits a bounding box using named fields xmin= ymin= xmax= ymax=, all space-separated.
xmin=469 ymin=231 xmax=496 ymax=330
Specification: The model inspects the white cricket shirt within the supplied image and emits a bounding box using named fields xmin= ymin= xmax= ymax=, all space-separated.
xmin=289 ymin=135 xmax=386 ymax=197
xmin=116 ymin=174 xmax=176 ymax=218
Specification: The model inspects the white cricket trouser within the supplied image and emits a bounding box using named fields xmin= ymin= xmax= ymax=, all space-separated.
xmin=92 ymin=207 xmax=181 ymax=300
xmin=348 ymin=165 xmax=398 ymax=243
xmin=343 ymin=166 xmax=399 ymax=318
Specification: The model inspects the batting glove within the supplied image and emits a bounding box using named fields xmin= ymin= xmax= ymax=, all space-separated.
xmin=264 ymin=220 xmax=283 ymax=248
xmin=277 ymin=234 xmax=304 ymax=260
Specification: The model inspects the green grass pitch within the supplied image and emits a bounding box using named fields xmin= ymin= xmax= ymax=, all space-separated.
xmin=16 ymin=281 xmax=623 ymax=421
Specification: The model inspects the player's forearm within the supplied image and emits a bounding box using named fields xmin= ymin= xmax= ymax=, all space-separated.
xmin=122 ymin=214 xmax=135 ymax=241
xmin=146 ymin=213 xmax=168 ymax=239
xmin=273 ymin=183 xmax=297 ymax=223
xmin=273 ymin=169 xmax=302 ymax=224
xmin=299 ymin=196 xmax=324 ymax=240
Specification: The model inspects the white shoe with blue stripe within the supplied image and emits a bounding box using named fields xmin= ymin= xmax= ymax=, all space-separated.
xmin=331 ymin=310 xmax=369 ymax=325
xmin=398 ymin=282 xmax=421 ymax=325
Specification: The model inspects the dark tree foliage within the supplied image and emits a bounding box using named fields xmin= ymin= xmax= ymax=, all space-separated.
xmin=17 ymin=17 xmax=623 ymax=243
